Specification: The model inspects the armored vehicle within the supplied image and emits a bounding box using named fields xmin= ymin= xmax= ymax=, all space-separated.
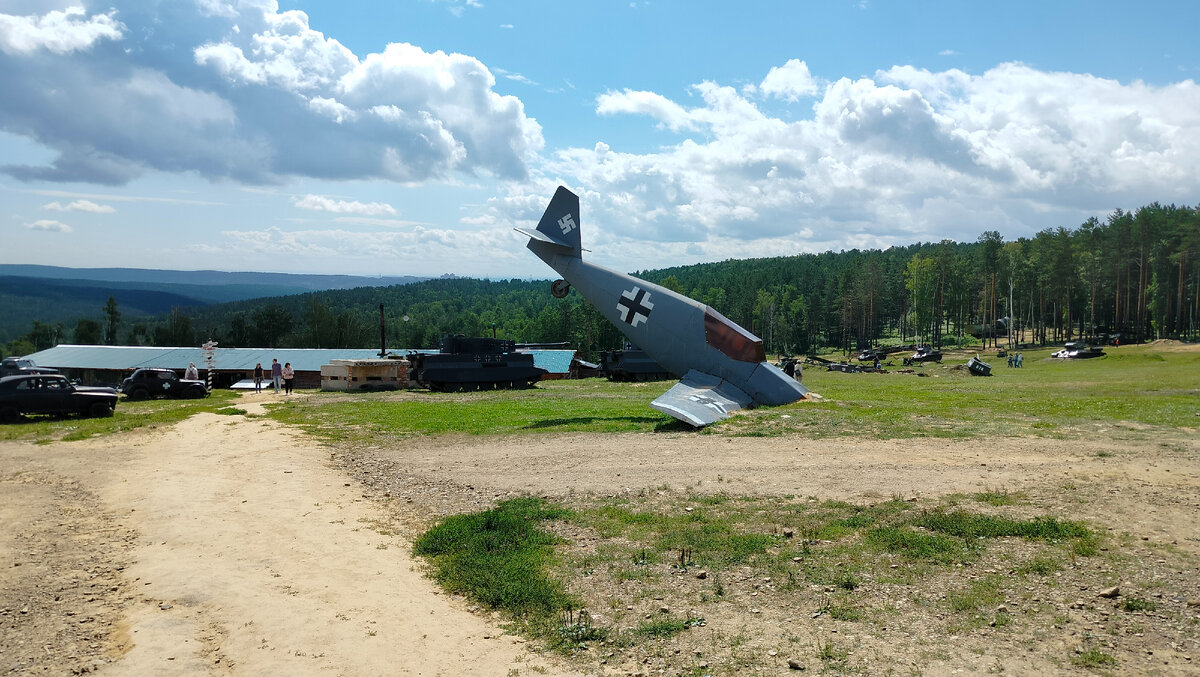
xmin=905 ymin=346 xmax=943 ymax=365
xmin=408 ymin=335 xmax=547 ymax=392
xmin=1051 ymin=342 xmax=1106 ymax=359
xmin=598 ymin=345 xmax=671 ymax=382
xmin=966 ymin=356 xmax=993 ymax=376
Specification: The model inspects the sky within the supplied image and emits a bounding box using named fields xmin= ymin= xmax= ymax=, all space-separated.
xmin=2 ymin=1 xmax=1199 ymax=279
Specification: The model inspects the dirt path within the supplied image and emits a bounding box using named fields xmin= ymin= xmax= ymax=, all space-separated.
xmin=0 ymin=401 xmax=564 ymax=676
xmin=3 ymin=395 xmax=1199 ymax=675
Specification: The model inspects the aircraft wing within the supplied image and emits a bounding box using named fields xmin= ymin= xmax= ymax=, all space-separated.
xmin=650 ymin=370 xmax=754 ymax=427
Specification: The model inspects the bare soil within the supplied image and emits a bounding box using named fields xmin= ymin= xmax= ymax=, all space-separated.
xmin=2 ymin=394 xmax=1199 ymax=676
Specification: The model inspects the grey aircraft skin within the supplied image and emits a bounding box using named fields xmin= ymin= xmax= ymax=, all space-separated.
xmin=517 ymin=186 xmax=808 ymax=426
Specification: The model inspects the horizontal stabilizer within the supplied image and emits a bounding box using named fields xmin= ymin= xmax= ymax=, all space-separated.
xmin=651 ymin=369 xmax=753 ymax=427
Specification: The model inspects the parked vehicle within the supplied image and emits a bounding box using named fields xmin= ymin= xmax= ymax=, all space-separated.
xmin=119 ymin=368 xmax=208 ymax=400
xmin=0 ymin=357 xmax=59 ymax=378
xmin=1051 ymin=342 xmax=1106 ymax=359
xmin=904 ymin=346 xmax=943 ymax=365
xmin=0 ymin=374 xmax=118 ymax=422
xmin=407 ymin=335 xmax=546 ymax=392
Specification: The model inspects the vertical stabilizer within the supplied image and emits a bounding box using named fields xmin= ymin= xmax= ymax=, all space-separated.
xmin=517 ymin=186 xmax=582 ymax=258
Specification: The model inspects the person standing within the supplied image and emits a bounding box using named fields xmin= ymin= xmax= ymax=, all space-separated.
xmin=185 ymin=362 xmax=199 ymax=380
xmin=253 ymin=362 xmax=264 ymax=393
xmin=282 ymin=362 xmax=295 ymax=395
xmin=271 ymin=358 xmax=282 ymax=394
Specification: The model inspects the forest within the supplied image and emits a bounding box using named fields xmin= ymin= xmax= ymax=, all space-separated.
xmin=4 ymin=202 xmax=1197 ymax=360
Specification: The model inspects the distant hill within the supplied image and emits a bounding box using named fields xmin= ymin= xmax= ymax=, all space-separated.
xmin=0 ymin=265 xmax=425 ymax=301
xmin=0 ymin=265 xmax=428 ymax=343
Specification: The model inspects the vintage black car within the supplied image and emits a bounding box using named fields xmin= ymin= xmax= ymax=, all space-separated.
xmin=0 ymin=374 xmax=118 ymax=422
xmin=119 ymin=368 xmax=208 ymax=400
xmin=0 ymin=357 xmax=59 ymax=378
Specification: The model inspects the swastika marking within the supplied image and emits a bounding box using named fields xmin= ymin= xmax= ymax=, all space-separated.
xmin=558 ymin=214 xmax=577 ymax=235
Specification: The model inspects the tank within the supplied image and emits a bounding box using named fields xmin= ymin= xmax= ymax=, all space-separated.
xmin=597 ymin=345 xmax=672 ymax=382
xmin=408 ymin=335 xmax=547 ymax=392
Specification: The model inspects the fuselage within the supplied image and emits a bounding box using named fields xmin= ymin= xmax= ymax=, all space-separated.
xmin=528 ymin=240 xmax=805 ymax=406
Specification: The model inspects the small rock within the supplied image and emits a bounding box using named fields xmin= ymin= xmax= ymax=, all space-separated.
xmin=788 ymin=658 xmax=806 ymax=670
xmin=768 ymin=650 xmax=778 ymax=657
xmin=783 ymin=529 xmax=794 ymax=538
xmin=996 ymin=605 xmax=1008 ymax=614
xmin=659 ymin=606 xmax=669 ymax=614
xmin=1186 ymin=599 xmax=1200 ymax=608
xmin=159 ymin=603 xmax=173 ymax=610
xmin=1098 ymin=586 xmax=1120 ymax=599
xmin=695 ymin=570 xmax=708 ymax=580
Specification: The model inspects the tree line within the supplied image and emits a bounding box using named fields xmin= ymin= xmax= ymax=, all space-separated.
xmin=4 ymin=202 xmax=1196 ymax=360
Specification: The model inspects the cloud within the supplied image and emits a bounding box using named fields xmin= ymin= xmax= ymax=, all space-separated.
xmin=42 ymin=199 xmax=116 ymax=213
xmin=0 ymin=6 xmax=124 ymax=55
xmin=0 ymin=2 xmax=542 ymax=185
xmin=493 ymin=60 xmax=1200 ymax=271
xmin=293 ymin=194 xmax=396 ymax=215
xmin=597 ymin=89 xmax=697 ymax=132
xmin=757 ymin=59 xmax=819 ymax=101
xmin=26 ymin=219 xmax=72 ymax=232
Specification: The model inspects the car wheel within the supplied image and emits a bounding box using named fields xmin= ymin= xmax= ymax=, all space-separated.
xmin=186 ymin=387 xmax=207 ymax=399
xmin=127 ymin=388 xmax=148 ymax=401
xmin=89 ymin=401 xmax=114 ymax=418
xmin=0 ymin=406 xmax=20 ymax=423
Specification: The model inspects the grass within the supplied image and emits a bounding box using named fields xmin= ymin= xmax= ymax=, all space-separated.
xmin=412 ymin=497 xmax=575 ymax=617
xmin=265 ymin=380 xmax=678 ymax=441
xmin=413 ymin=491 xmax=1101 ymax=658
xmin=262 ymin=343 xmax=1200 ymax=441
xmin=716 ymin=343 xmax=1200 ymax=438
xmin=0 ymin=389 xmax=242 ymax=442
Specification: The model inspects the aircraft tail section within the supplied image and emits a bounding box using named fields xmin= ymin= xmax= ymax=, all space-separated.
xmin=515 ymin=185 xmax=582 ymax=258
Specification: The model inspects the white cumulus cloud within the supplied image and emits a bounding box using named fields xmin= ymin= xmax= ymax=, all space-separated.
xmin=42 ymin=199 xmax=116 ymax=213
xmin=493 ymin=60 xmax=1200 ymax=271
xmin=0 ymin=6 xmax=124 ymax=55
xmin=26 ymin=219 xmax=72 ymax=232
xmin=0 ymin=2 xmax=542 ymax=185
xmin=293 ymin=194 xmax=396 ymax=216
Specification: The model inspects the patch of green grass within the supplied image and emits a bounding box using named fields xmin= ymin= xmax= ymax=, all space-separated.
xmin=265 ymin=380 xmax=675 ymax=440
xmin=0 ymin=390 xmax=242 ymax=442
xmin=866 ymin=526 xmax=974 ymax=563
xmin=413 ymin=497 xmax=575 ymax=617
xmin=1121 ymin=597 xmax=1157 ymax=613
xmin=256 ymin=345 xmax=1198 ymax=441
xmin=716 ymin=344 xmax=1200 ymax=438
xmin=946 ymin=576 xmax=1005 ymax=612
xmin=972 ymin=489 xmax=1021 ymax=506
xmin=215 ymin=407 xmax=248 ymax=415
xmin=915 ymin=509 xmax=1091 ymax=541
xmin=1073 ymin=647 xmax=1117 ymax=668
xmin=630 ymin=616 xmax=705 ymax=638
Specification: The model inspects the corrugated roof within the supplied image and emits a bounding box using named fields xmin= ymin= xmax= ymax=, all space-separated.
xmin=26 ymin=345 xmax=577 ymax=375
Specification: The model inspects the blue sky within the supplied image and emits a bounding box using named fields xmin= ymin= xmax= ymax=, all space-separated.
xmin=3 ymin=1 xmax=1199 ymax=278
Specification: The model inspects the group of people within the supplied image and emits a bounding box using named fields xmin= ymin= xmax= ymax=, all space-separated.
xmin=251 ymin=359 xmax=295 ymax=394
xmin=1006 ymin=352 xmax=1024 ymax=368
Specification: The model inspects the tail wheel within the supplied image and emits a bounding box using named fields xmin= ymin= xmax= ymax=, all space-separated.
xmin=550 ymin=279 xmax=571 ymax=298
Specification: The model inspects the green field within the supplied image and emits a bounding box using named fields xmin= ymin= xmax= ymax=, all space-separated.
xmin=0 ymin=389 xmax=242 ymax=443
xmin=264 ymin=343 xmax=1198 ymax=442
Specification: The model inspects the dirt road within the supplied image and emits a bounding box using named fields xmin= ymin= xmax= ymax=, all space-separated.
xmin=2 ymin=394 xmax=1199 ymax=675
xmin=0 ymin=400 xmax=562 ymax=676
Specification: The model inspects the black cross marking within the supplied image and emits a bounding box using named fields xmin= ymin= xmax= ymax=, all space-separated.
xmin=617 ymin=286 xmax=654 ymax=327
